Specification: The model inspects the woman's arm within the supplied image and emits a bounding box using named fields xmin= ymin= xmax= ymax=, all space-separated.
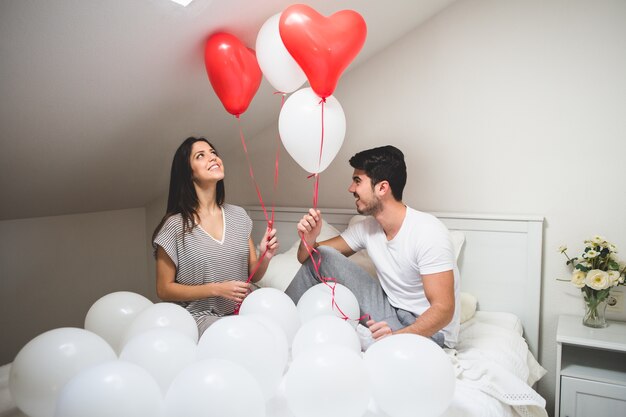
xmin=155 ymin=246 xmax=250 ymax=304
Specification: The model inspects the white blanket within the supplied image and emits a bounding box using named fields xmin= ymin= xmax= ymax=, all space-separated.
xmin=441 ymin=318 xmax=548 ymax=417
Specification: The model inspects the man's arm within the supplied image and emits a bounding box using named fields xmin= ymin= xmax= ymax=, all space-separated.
xmin=368 ymin=270 xmax=455 ymax=340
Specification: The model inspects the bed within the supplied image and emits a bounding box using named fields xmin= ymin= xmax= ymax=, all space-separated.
xmin=0 ymin=206 xmax=548 ymax=417
xmin=248 ymin=206 xmax=548 ymax=417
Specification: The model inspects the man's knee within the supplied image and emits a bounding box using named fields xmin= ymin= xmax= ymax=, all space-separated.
xmin=315 ymin=245 xmax=342 ymax=258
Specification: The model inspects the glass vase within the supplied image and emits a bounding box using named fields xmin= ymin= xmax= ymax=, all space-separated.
xmin=583 ymin=298 xmax=608 ymax=328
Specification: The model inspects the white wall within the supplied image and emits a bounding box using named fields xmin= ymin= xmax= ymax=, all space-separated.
xmin=0 ymin=208 xmax=153 ymax=365
xmin=227 ymin=0 xmax=626 ymax=414
xmin=145 ymin=194 xmax=167 ymax=292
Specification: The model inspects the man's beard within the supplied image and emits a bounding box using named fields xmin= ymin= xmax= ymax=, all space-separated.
xmin=356 ymin=195 xmax=382 ymax=216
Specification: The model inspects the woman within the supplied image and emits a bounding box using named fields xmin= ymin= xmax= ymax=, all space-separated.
xmin=152 ymin=137 xmax=278 ymax=335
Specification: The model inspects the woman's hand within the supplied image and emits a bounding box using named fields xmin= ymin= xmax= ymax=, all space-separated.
xmin=259 ymin=227 xmax=279 ymax=260
xmin=213 ymin=281 xmax=251 ymax=303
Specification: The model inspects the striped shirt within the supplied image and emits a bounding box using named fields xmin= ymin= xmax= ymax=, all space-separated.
xmin=152 ymin=204 xmax=252 ymax=320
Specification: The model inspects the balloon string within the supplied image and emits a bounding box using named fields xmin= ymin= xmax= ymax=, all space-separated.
xmin=271 ymin=92 xmax=287 ymax=227
xmin=318 ymin=98 xmax=325 ymax=171
xmin=234 ymin=93 xmax=286 ymax=315
xmin=300 ymin=98 xmax=365 ymax=324
xmin=237 ymin=117 xmax=271 ymax=228
xmin=233 ymin=242 xmax=269 ymax=315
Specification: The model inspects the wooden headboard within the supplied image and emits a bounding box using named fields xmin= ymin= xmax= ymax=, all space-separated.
xmin=246 ymin=206 xmax=544 ymax=357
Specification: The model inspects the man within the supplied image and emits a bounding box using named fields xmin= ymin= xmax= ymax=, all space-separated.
xmin=285 ymin=145 xmax=460 ymax=348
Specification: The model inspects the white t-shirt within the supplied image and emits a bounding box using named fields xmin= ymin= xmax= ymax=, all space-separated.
xmin=341 ymin=207 xmax=460 ymax=347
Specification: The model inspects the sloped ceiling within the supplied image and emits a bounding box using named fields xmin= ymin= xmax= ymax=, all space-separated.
xmin=0 ymin=0 xmax=456 ymax=220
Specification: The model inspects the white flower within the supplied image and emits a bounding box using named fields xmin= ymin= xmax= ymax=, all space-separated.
xmin=608 ymin=243 xmax=617 ymax=253
xmin=585 ymin=269 xmax=610 ymax=290
xmin=579 ymin=261 xmax=592 ymax=269
xmin=591 ymin=235 xmax=605 ymax=245
xmin=571 ymin=271 xmax=586 ymax=288
xmin=558 ymin=245 xmax=567 ymax=253
xmin=608 ymin=270 xmax=621 ymax=287
xmin=583 ymin=250 xmax=599 ymax=259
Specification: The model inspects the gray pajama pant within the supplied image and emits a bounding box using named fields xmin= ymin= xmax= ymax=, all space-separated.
xmin=285 ymin=246 xmax=445 ymax=348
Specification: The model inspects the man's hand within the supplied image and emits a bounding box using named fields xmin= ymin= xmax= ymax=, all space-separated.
xmin=366 ymin=319 xmax=393 ymax=341
xmin=297 ymin=208 xmax=323 ymax=248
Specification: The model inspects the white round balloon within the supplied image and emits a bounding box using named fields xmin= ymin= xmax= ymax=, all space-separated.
xmin=9 ymin=328 xmax=116 ymax=417
xmin=256 ymin=13 xmax=306 ymax=93
xmin=53 ymin=360 xmax=163 ymax=417
xmin=291 ymin=315 xmax=361 ymax=359
xmin=165 ymin=359 xmax=265 ymax=417
xmin=119 ymin=327 xmax=197 ymax=394
xmin=120 ymin=302 xmax=198 ymax=349
xmin=279 ymin=87 xmax=346 ymax=174
xmin=266 ymin=376 xmax=296 ymax=417
xmin=239 ymin=287 xmax=301 ymax=343
xmin=364 ymin=334 xmax=456 ymax=417
xmin=285 ymin=345 xmax=370 ymax=417
xmin=197 ymin=315 xmax=285 ymax=400
xmin=84 ymin=291 xmax=153 ymax=353
xmin=245 ymin=314 xmax=290 ymax=374
xmin=297 ymin=282 xmax=360 ymax=327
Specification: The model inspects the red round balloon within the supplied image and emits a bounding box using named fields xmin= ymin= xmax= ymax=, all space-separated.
xmin=204 ymin=32 xmax=262 ymax=116
xmin=279 ymin=5 xmax=367 ymax=99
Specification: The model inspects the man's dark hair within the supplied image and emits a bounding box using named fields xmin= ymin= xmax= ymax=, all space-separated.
xmin=349 ymin=145 xmax=407 ymax=201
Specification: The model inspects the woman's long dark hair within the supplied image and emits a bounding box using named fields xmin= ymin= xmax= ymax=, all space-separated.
xmin=152 ymin=137 xmax=225 ymax=242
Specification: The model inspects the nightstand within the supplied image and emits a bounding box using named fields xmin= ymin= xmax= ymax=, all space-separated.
xmin=555 ymin=314 xmax=626 ymax=417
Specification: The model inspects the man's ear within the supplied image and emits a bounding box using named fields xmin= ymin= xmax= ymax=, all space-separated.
xmin=376 ymin=180 xmax=391 ymax=197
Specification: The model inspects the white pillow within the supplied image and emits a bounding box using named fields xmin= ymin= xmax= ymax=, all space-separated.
xmin=256 ymin=243 xmax=301 ymax=291
xmin=460 ymin=292 xmax=477 ymax=323
xmin=317 ymin=220 xmax=341 ymax=242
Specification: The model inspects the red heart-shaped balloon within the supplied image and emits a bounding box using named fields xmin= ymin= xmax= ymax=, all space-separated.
xmin=279 ymin=5 xmax=367 ymax=99
xmin=204 ymin=32 xmax=262 ymax=116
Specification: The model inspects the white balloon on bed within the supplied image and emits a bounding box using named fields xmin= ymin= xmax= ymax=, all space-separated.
xmin=120 ymin=302 xmax=198 ymax=349
xmin=84 ymin=291 xmax=153 ymax=353
xmin=245 ymin=314 xmax=290 ymax=373
xmin=296 ymin=282 xmax=360 ymax=327
xmin=239 ymin=287 xmax=301 ymax=343
xmin=9 ymin=328 xmax=116 ymax=417
xmin=197 ymin=315 xmax=286 ymax=400
xmin=285 ymin=345 xmax=370 ymax=417
xmin=279 ymin=87 xmax=346 ymax=174
xmin=291 ymin=315 xmax=361 ymax=359
xmin=256 ymin=13 xmax=306 ymax=93
xmin=165 ymin=359 xmax=265 ymax=417
xmin=364 ymin=334 xmax=456 ymax=417
xmin=53 ymin=360 xmax=163 ymax=417
xmin=119 ymin=327 xmax=197 ymax=394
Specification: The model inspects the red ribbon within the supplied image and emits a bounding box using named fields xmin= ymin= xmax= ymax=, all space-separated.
xmin=233 ymin=94 xmax=287 ymax=314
